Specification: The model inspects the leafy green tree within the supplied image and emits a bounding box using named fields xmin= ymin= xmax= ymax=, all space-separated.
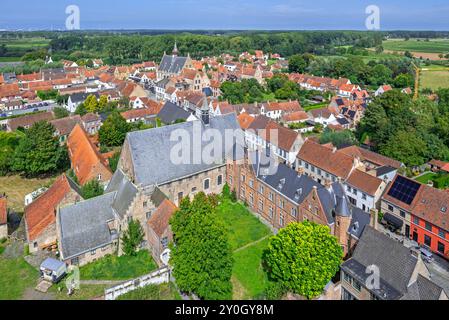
xmin=170 ymin=192 xmax=233 ymax=300
xmin=74 ymin=103 xmax=87 ymax=116
xmin=394 ymin=73 xmax=414 ymax=88
xmin=368 ymin=64 xmax=393 ymax=86
xmin=84 ymin=94 xmax=99 ymax=113
xmin=12 ymin=121 xmax=69 ymax=177
xmin=53 ymin=107 xmax=70 ymax=119
xmin=0 ymin=131 xmax=23 ymax=175
xmin=81 ymin=179 xmax=104 ymax=199
xmin=379 ymin=130 xmax=428 ymax=166
xmin=319 ymin=128 xmax=358 ymax=148
xmin=98 ymin=95 xmax=108 ymax=111
xmin=98 ymin=111 xmax=131 ymax=147
xmin=264 ymin=221 xmax=343 ymax=299
xmin=37 ymin=89 xmax=58 ymax=101
xmin=108 ymin=151 xmax=121 ymax=172
xmin=121 ymin=219 xmax=145 ymax=256
xmin=288 ymin=54 xmax=307 ymax=73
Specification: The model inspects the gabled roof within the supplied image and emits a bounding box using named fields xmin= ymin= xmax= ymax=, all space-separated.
xmin=25 ymin=174 xmax=82 ymax=241
xmin=339 ymin=145 xmax=402 ymax=169
xmin=8 ymin=112 xmax=54 ymax=131
xmin=237 ymin=112 xmax=255 ymax=130
xmin=148 ymin=199 xmax=177 ymax=237
xmin=341 ymin=226 xmax=418 ymax=300
xmin=159 ymin=54 xmax=188 ymax=74
xmin=297 ymin=139 xmax=355 ymax=179
xmin=59 ymin=192 xmax=115 ymax=259
xmin=67 ymin=124 xmax=112 ymax=185
xmin=125 ymin=113 xmax=241 ymax=187
xmin=157 ymin=101 xmax=193 ymax=124
xmin=50 ymin=115 xmax=82 ymax=136
xmin=401 ymin=274 xmax=446 ymax=300
xmin=346 ymin=169 xmax=384 ymax=196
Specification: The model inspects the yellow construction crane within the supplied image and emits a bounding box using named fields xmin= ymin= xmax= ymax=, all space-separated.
xmin=411 ymin=62 xmax=420 ymax=100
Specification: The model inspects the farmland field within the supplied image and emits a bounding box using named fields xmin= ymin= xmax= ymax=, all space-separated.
xmin=420 ymin=69 xmax=449 ymax=90
xmin=0 ymin=37 xmax=50 ymax=49
xmin=383 ymin=39 xmax=449 ymax=54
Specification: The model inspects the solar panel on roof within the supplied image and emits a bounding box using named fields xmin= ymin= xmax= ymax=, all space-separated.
xmin=387 ymin=176 xmax=420 ymax=205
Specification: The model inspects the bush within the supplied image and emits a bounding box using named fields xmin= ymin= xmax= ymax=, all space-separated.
xmin=264 ymin=282 xmax=287 ymax=300
xmin=230 ymin=190 xmax=237 ymax=202
xmin=222 ymin=183 xmax=231 ymax=199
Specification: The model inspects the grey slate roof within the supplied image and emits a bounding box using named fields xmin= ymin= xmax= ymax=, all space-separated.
xmin=249 ymin=151 xmax=321 ymax=205
xmin=125 ymin=113 xmax=241 ymax=187
xmin=59 ymin=192 xmax=116 ymax=260
xmin=106 ymin=169 xmax=139 ymax=219
xmin=401 ymin=274 xmax=446 ymax=300
xmin=158 ymin=54 xmax=188 ymax=74
xmin=348 ymin=206 xmax=370 ymax=239
xmin=341 ymin=226 xmax=418 ymax=300
xmin=69 ymin=92 xmax=99 ymax=104
xmin=157 ymin=101 xmax=193 ymax=124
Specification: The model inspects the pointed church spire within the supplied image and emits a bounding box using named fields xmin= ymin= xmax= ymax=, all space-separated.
xmin=172 ymin=41 xmax=178 ymax=56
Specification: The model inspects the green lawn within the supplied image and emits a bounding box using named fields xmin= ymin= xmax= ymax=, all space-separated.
xmin=232 ymin=238 xmax=274 ymax=299
xmin=0 ymin=256 xmax=39 ymax=300
xmin=415 ymin=172 xmax=449 ymax=189
xmin=304 ymin=102 xmax=328 ymax=112
xmin=0 ymin=37 xmax=50 ymax=49
xmin=216 ymin=199 xmax=271 ymax=251
xmin=383 ymin=39 xmax=449 ymax=54
xmin=420 ymin=70 xmax=449 ymax=90
xmin=80 ymin=250 xmax=158 ymax=281
xmin=117 ymin=282 xmax=182 ymax=300
xmin=50 ymin=284 xmax=108 ymax=300
xmin=0 ymin=57 xmax=22 ymax=62
xmin=216 ymin=199 xmax=274 ymax=299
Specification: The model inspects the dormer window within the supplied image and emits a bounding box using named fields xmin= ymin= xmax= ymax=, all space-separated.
xmin=442 ymin=206 xmax=447 ymax=213
xmin=294 ymin=188 xmax=302 ymax=199
xmin=278 ymin=178 xmax=285 ymax=189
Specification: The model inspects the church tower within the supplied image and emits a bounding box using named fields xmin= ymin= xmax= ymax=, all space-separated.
xmin=172 ymin=41 xmax=179 ymax=56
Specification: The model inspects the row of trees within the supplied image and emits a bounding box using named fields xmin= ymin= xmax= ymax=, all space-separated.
xmin=46 ymin=31 xmax=383 ymax=65
xmin=357 ymin=89 xmax=449 ymax=166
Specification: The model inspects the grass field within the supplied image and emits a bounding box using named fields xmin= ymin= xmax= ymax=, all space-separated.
xmin=80 ymin=250 xmax=158 ymax=281
xmin=232 ymin=238 xmax=274 ymax=299
xmin=0 ymin=255 xmax=39 ymax=300
xmin=420 ymin=69 xmax=449 ymax=90
xmin=216 ymin=199 xmax=271 ymax=251
xmin=216 ymin=199 xmax=274 ymax=299
xmin=0 ymin=57 xmax=22 ymax=62
xmin=0 ymin=37 xmax=50 ymax=49
xmin=383 ymin=39 xmax=449 ymax=54
xmin=50 ymin=284 xmax=108 ymax=300
xmin=0 ymin=175 xmax=56 ymax=213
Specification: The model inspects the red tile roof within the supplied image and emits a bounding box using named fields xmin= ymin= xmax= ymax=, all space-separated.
xmin=0 ymin=197 xmax=7 ymax=225
xmin=67 ymin=124 xmax=112 ymax=185
xmin=339 ymin=145 xmax=402 ymax=169
xmin=147 ymin=199 xmax=177 ymax=237
xmin=297 ymin=139 xmax=356 ymax=179
xmin=237 ymin=112 xmax=255 ymax=130
xmin=24 ymin=174 xmax=80 ymax=241
xmin=346 ymin=169 xmax=384 ymax=196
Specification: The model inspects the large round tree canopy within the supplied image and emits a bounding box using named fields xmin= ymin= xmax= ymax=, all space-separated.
xmin=264 ymin=221 xmax=343 ymax=299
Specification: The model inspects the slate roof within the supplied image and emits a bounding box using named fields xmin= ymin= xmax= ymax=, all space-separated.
xmin=105 ymin=169 xmax=138 ymax=219
xmin=159 ymin=54 xmax=188 ymax=74
xmin=125 ymin=113 xmax=241 ymax=187
xmin=157 ymin=101 xmax=193 ymax=124
xmin=249 ymin=151 xmax=320 ymax=205
xmin=59 ymin=192 xmax=116 ymax=260
xmin=69 ymin=92 xmax=99 ymax=104
xmin=348 ymin=206 xmax=370 ymax=239
xmin=341 ymin=226 xmax=418 ymax=300
xmin=401 ymin=274 xmax=446 ymax=300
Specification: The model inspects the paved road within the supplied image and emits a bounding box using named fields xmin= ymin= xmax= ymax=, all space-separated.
xmin=1 ymin=101 xmax=57 ymax=118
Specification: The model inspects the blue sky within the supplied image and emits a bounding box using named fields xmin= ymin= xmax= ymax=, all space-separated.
xmin=0 ymin=0 xmax=448 ymax=31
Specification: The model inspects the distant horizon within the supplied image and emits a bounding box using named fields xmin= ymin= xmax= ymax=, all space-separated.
xmin=1 ymin=29 xmax=449 ymax=33
xmin=1 ymin=0 xmax=449 ymax=31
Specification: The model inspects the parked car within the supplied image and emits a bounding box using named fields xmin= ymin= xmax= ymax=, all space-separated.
xmin=33 ymin=108 xmax=39 ymax=112
xmin=420 ymin=247 xmax=434 ymax=263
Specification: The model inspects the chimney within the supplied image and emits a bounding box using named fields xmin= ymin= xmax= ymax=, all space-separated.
xmin=369 ymin=208 xmax=379 ymax=230
xmin=324 ymin=179 xmax=333 ymax=189
xmin=297 ymin=166 xmax=305 ymax=175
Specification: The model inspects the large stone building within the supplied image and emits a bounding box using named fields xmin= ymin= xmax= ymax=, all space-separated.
xmin=57 ymin=111 xmax=242 ymax=266
xmin=227 ymin=150 xmax=373 ymax=256
xmin=157 ymin=42 xmax=193 ymax=81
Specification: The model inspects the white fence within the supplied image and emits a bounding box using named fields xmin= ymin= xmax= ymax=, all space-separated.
xmin=104 ymin=266 xmax=170 ymax=300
